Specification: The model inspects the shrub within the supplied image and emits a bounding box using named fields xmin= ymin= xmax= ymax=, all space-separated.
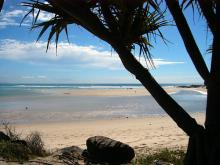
xmin=26 ymin=131 xmax=46 ymax=156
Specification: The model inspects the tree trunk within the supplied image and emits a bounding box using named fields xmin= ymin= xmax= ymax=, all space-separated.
xmin=165 ymin=0 xmax=209 ymax=82
xmin=111 ymin=43 xmax=201 ymax=136
xmin=196 ymin=3 xmax=220 ymax=164
xmin=182 ymin=1 xmax=220 ymax=165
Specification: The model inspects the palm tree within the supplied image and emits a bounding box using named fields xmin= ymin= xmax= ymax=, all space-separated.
xmin=1 ymin=0 xmax=219 ymax=164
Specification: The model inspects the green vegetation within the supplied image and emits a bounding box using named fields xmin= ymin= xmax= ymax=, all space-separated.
xmin=132 ymin=149 xmax=185 ymax=165
xmin=26 ymin=131 xmax=46 ymax=157
xmin=0 ymin=122 xmax=48 ymax=162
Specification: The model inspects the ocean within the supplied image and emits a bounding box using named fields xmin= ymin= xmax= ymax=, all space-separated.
xmin=0 ymin=83 xmax=206 ymax=124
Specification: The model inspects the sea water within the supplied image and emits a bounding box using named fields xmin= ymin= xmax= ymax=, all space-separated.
xmin=0 ymin=83 xmax=206 ymax=123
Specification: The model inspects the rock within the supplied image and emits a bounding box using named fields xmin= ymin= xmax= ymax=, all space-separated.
xmin=153 ymin=159 xmax=173 ymax=165
xmin=85 ymin=136 xmax=135 ymax=164
xmin=11 ymin=140 xmax=28 ymax=146
xmin=57 ymin=146 xmax=85 ymax=165
xmin=0 ymin=131 xmax=10 ymax=141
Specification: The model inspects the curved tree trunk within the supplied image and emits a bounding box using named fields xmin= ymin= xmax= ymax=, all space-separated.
xmin=111 ymin=43 xmax=202 ymax=136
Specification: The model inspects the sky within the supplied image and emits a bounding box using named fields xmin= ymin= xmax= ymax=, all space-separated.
xmin=0 ymin=0 xmax=212 ymax=84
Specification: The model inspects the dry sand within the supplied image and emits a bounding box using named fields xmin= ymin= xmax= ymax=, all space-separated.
xmin=15 ymin=113 xmax=205 ymax=152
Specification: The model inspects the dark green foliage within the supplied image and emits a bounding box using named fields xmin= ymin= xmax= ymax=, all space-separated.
xmin=132 ymin=149 xmax=185 ymax=165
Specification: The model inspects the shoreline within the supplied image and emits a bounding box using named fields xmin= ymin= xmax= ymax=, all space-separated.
xmin=0 ymin=86 xmax=207 ymax=152
xmin=44 ymin=86 xmax=207 ymax=97
xmin=0 ymin=87 xmax=206 ymax=124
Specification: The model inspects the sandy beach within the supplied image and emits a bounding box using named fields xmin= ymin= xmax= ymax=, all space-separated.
xmin=47 ymin=86 xmax=207 ymax=97
xmin=0 ymin=86 xmax=206 ymax=152
xmin=13 ymin=112 xmax=205 ymax=152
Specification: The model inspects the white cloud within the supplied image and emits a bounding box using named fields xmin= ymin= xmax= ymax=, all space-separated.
xmin=0 ymin=9 xmax=27 ymax=28
xmin=0 ymin=39 xmax=184 ymax=70
xmin=0 ymin=9 xmax=54 ymax=28
xmin=36 ymin=11 xmax=54 ymax=22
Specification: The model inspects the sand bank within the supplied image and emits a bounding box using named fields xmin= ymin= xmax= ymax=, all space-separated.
xmin=41 ymin=86 xmax=207 ymax=97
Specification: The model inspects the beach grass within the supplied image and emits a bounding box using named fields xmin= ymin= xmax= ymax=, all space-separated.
xmin=132 ymin=148 xmax=185 ymax=165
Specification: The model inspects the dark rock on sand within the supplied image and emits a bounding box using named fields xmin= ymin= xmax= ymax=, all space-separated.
xmin=0 ymin=131 xmax=10 ymax=141
xmin=85 ymin=136 xmax=135 ymax=164
xmin=57 ymin=146 xmax=85 ymax=165
xmin=153 ymin=159 xmax=173 ymax=165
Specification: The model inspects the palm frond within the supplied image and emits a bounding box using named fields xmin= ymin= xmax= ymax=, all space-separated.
xmin=21 ymin=1 xmax=74 ymax=53
xmin=21 ymin=0 xmax=168 ymax=68
xmin=97 ymin=1 xmax=168 ymax=68
xmin=181 ymin=0 xmax=216 ymax=12
xmin=0 ymin=0 xmax=4 ymax=12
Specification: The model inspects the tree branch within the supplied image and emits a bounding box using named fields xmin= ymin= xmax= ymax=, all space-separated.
xmin=165 ymin=0 xmax=210 ymax=82
xmin=100 ymin=2 xmax=119 ymax=34
xmin=47 ymin=0 xmax=112 ymax=43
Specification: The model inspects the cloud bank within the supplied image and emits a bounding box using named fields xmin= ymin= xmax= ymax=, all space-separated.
xmin=0 ymin=9 xmax=54 ymax=28
xmin=0 ymin=39 xmax=184 ymax=70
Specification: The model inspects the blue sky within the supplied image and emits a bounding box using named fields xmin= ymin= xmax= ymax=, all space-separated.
xmin=0 ymin=1 xmax=211 ymax=84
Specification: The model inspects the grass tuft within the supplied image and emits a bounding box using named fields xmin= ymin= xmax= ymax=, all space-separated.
xmin=26 ymin=131 xmax=46 ymax=156
xmin=132 ymin=148 xmax=185 ymax=165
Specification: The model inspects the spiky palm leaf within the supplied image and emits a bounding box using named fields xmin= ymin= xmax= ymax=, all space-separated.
xmin=22 ymin=0 xmax=168 ymax=68
xmin=181 ymin=0 xmax=217 ymax=36
xmin=181 ymin=0 xmax=216 ymax=10
xmin=0 ymin=0 xmax=4 ymax=12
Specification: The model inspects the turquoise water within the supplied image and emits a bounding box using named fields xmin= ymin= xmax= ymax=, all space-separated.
xmin=0 ymin=83 xmax=142 ymax=97
xmin=0 ymin=83 xmax=206 ymax=124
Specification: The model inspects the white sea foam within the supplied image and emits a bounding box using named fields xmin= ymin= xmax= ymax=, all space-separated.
xmin=191 ymin=89 xmax=207 ymax=95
